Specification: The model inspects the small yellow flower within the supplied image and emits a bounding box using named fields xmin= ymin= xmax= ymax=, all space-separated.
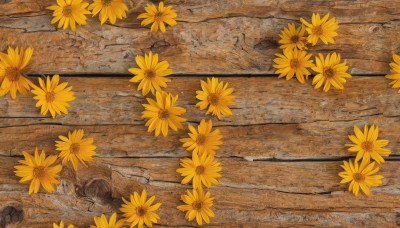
xmin=129 ymin=51 xmax=172 ymax=96
xmin=180 ymin=119 xmax=223 ymax=157
xmin=142 ymin=91 xmax=186 ymax=137
xmin=90 ymin=213 xmax=125 ymax=228
xmin=46 ymin=0 xmax=91 ymax=31
xmin=339 ymin=158 xmax=383 ymax=196
xmin=31 ymin=75 xmax=75 ymax=118
xmin=0 ymin=46 xmax=33 ymax=99
xmin=138 ymin=1 xmax=177 ymax=32
xmin=56 ymin=129 xmax=96 ymax=171
xmin=53 ymin=221 xmax=75 ymax=228
xmin=300 ymin=13 xmax=338 ymax=45
xmin=120 ymin=189 xmax=162 ymax=228
xmin=89 ymin=0 xmax=128 ymax=24
xmin=345 ymin=125 xmax=391 ymax=164
xmin=385 ymin=54 xmax=400 ymax=92
xmin=196 ymin=77 xmax=235 ymax=120
xmin=14 ymin=148 xmax=62 ymax=195
xmin=311 ymin=52 xmax=352 ymax=92
xmin=278 ymin=23 xmax=307 ymax=51
xmin=177 ymin=188 xmax=215 ymax=226
xmin=273 ymin=48 xmax=314 ymax=84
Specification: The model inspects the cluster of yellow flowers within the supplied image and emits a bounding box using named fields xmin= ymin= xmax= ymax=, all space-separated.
xmin=339 ymin=125 xmax=391 ymax=196
xmin=273 ymin=13 xmax=352 ymax=92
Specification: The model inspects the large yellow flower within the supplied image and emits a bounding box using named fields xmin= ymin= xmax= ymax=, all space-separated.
xmin=311 ymin=52 xmax=352 ymax=92
xmin=300 ymin=13 xmax=338 ymax=46
xmin=138 ymin=2 xmax=177 ymax=33
xmin=56 ymin=129 xmax=96 ymax=171
xmin=88 ymin=0 xmax=128 ymax=24
xmin=53 ymin=221 xmax=74 ymax=228
xmin=177 ymin=151 xmax=222 ymax=189
xmin=129 ymin=51 xmax=172 ymax=96
xmin=339 ymin=158 xmax=383 ymax=196
xmin=46 ymin=0 xmax=91 ymax=31
xmin=90 ymin=213 xmax=125 ymax=228
xmin=196 ymin=77 xmax=235 ymax=120
xmin=0 ymin=46 xmax=33 ymax=99
xmin=142 ymin=91 xmax=186 ymax=137
xmin=278 ymin=23 xmax=307 ymax=51
xmin=273 ymin=48 xmax=314 ymax=84
xmin=385 ymin=54 xmax=400 ymax=92
xmin=345 ymin=125 xmax=391 ymax=164
xmin=14 ymin=148 xmax=62 ymax=195
xmin=120 ymin=189 xmax=161 ymax=228
xmin=31 ymin=75 xmax=75 ymax=118
xmin=180 ymin=119 xmax=223 ymax=157
xmin=177 ymin=188 xmax=215 ymax=226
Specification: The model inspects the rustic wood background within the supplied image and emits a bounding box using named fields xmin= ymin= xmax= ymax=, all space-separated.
xmin=1 ymin=0 xmax=400 ymax=227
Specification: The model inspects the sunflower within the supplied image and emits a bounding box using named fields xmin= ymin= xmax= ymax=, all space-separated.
xmin=88 ymin=0 xmax=128 ymax=24
xmin=177 ymin=151 xmax=222 ymax=189
xmin=138 ymin=2 xmax=177 ymax=33
xmin=55 ymin=129 xmax=96 ymax=171
xmin=129 ymin=51 xmax=172 ymax=96
xmin=339 ymin=158 xmax=383 ymax=196
xmin=180 ymin=119 xmax=223 ymax=157
xmin=177 ymin=188 xmax=215 ymax=226
xmin=273 ymin=48 xmax=314 ymax=84
xmin=345 ymin=125 xmax=391 ymax=164
xmin=300 ymin=13 xmax=338 ymax=46
xmin=0 ymin=46 xmax=33 ymax=99
xmin=46 ymin=0 xmax=91 ymax=31
xmin=278 ymin=23 xmax=307 ymax=51
xmin=120 ymin=189 xmax=161 ymax=228
xmin=53 ymin=221 xmax=75 ymax=228
xmin=311 ymin=52 xmax=352 ymax=92
xmin=31 ymin=75 xmax=75 ymax=118
xmin=142 ymin=91 xmax=186 ymax=137
xmin=14 ymin=148 xmax=62 ymax=195
xmin=90 ymin=213 xmax=125 ymax=228
xmin=385 ymin=54 xmax=400 ymax=92
xmin=196 ymin=77 xmax=235 ymax=120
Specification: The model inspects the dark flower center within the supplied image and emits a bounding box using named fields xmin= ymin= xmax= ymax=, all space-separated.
xmin=5 ymin=67 xmax=20 ymax=81
xmin=192 ymin=201 xmax=202 ymax=210
xmin=145 ymin=70 xmax=156 ymax=79
xmin=195 ymin=165 xmax=205 ymax=175
xmin=290 ymin=59 xmax=301 ymax=69
xmin=45 ymin=92 xmax=55 ymax=103
xmin=361 ymin=141 xmax=374 ymax=153
xmin=290 ymin=35 xmax=300 ymax=43
xmin=62 ymin=5 xmax=73 ymax=17
xmin=353 ymin=173 xmax=365 ymax=182
xmin=154 ymin=12 xmax=163 ymax=21
xmin=102 ymin=0 xmax=112 ymax=5
xmin=196 ymin=134 xmax=206 ymax=145
xmin=158 ymin=109 xmax=169 ymax=119
xmin=33 ymin=166 xmax=46 ymax=179
xmin=207 ymin=93 xmax=219 ymax=106
xmin=70 ymin=143 xmax=80 ymax=154
xmin=312 ymin=25 xmax=323 ymax=36
xmin=323 ymin=67 xmax=335 ymax=78
xmin=136 ymin=206 xmax=146 ymax=216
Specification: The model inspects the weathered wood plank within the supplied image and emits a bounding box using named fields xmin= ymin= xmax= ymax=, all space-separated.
xmin=0 ymin=0 xmax=399 ymax=74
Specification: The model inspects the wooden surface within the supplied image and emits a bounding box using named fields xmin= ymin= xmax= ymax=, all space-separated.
xmin=1 ymin=0 xmax=400 ymax=227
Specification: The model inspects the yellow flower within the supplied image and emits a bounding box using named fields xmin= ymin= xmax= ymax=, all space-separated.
xmin=142 ymin=91 xmax=186 ymax=137
xmin=273 ymin=48 xmax=314 ymax=84
xmin=14 ymin=148 xmax=62 ymax=195
xmin=129 ymin=51 xmax=172 ymax=96
xmin=138 ymin=2 xmax=177 ymax=33
xmin=53 ymin=221 xmax=75 ymax=228
xmin=46 ymin=0 xmax=91 ymax=31
xmin=345 ymin=125 xmax=391 ymax=164
xmin=0 ymin=46 xmax=33 ymax=99
xmin=177 ymin=188 xmax=214 ymax=226
xmin=278 ymin=23 xmax=307 ymax=51
xmin=90 ymin=213 xmax=125 ymax=228
xmin=300 ymin=13 xmax=338 ymax=45
xmin=120 ymin=189 xmax=161 ymax=228
xmin=31 ymin=75 xmax=75 ymax=118
xmin=311 ymin=52 xmax=352 ymax=92
xmin=385 ymin=54 xmax=400 ymax=92
xmin=55 ymin=129 xmax=96 ymax=171
xmin=88 ymin=0 xmax=128 ymax=24
xmin=180 ymin=119 xmax=223 ymax=157
xmin=177 ymin=152 xmax=222 ymax=189
xmin=339 ymin=158 xmax=383 ymax=196
xmin=196 ymin=77 xmax=235 ymax=120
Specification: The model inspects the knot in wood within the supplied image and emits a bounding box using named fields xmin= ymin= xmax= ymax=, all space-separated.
xmin=0 ymin=206 xmax=24 ymax=227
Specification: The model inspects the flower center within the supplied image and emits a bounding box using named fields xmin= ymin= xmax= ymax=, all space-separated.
xmin=207 ymin=93 xmax=219 ymax=106
xmin=33 ymin=166 xmax=46 ymax=179
xmin=195 ymin=165 xmax=205 ymax=175
xmin=102 ymin=0 xmax=112 ymax=6
xmin=290 ymin=35 xmax=300 ymax=43
xmin=158 ymin=109 xmax=169 ymax=120
xmin=45 ymin=92 xmax=55 ymax=103
xmin=312 ymin=25 xmax=323 ymax=36
xmin=62 ymin=5 xmax=73 ymax=17
xmin=154 ymin=12 xmax=163 ymax=21
xmin=5 ymin=67 xmax=20 ymax=81
xmin=196 ymin=134 xmax=206 ymax=145
xmin=361 ymin=141 xmax=374 ymax=153
xmin=136 ymin=206 xmax=146 ymax=216
xmin=290 ymin=59 xmax=301 ymax=69
xmin=70 ymin=143 xmax=80 ymax=154
xmin=145 ymin=70 xmax=156 ymax=79
xmin=353 ymin=173 xmax=365 ymax=182
xmin=323 ymin=67 xmax=335 ymax=78
xmin=192 ymin=201 xmax=202 ymax=210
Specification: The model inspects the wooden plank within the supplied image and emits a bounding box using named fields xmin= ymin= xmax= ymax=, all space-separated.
xmin=0 ymin=0 xmax=399 ymax=74
xmin=0 ymin=157 xmax=399 ymax=227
